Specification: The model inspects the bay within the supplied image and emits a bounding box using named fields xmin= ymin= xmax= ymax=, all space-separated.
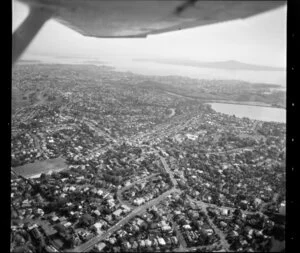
xmin=208 ymin=103 xmax=286 ymax=123
xmin=21 ymin=55 xmax=286 ymax=87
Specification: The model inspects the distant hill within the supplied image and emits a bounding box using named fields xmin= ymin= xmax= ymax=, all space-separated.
xmin=19 ymin=59 xmax=41 ymax=63
xmin=134 ymin=59 xmax=285 ymax=71
xmin=83 ymin=60 xmax=107 ymax=64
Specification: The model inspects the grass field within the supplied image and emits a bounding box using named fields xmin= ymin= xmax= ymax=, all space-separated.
xmin=13 ymin=157 xmax=68 ymax=178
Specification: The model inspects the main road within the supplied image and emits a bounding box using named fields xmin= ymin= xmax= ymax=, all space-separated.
xmin=159 ymin=156 xmax=178 ymax=187
xmin=69 ymin=147 xmax=256 ymax=252
xmin=71 ymin=188 xmax=181 ymax=252
xmin=160 ymin=154 xmax=231 ymax=251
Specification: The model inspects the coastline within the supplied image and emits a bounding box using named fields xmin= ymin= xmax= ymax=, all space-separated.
xmin=206 ymin=100 xmax=286 ymax=109
xmin=164 ymin=91 xmax=285 ymax=109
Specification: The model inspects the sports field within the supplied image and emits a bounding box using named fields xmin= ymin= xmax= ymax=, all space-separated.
xmin=12 ymin=157 xmax=68 ymax=178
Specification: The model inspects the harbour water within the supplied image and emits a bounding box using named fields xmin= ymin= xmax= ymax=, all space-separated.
xmin=208 ymin=103 xmax=286 ymax=123
xmin=21 ymin=55 xmax=286 ymax=87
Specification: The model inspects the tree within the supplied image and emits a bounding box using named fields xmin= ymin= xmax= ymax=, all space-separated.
xmin=54 ymin=224 xmax=67 ymax=235
xmin=60 ymin=171 xmax=71 ymax=178
xmin=14 ymin=234 xmax=25 ymax=246
xmin=80 ymin=214 xmax=94 ymax=227
xmin=272 ymin=224 xmax=285 ymax=241
xmin=140 ymin=222 xmax=148 ymax=231
xmin=12 ymin=246 xmax=29 ymax=253
xmin=233 ymin=208 xmax=242 ymax=217
xmin=40 ymin=173 xmax=47 ymax=181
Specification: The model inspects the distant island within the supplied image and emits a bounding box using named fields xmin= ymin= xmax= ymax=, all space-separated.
xmin=19 ymin=59 xmax=41 ymax=63
xmin=55 ymin=55 xmax=99 ymax=59
xmin=134 ymin=59 xmax=285 ymax=71
xmin=84 ymin=60 xmax=107 ymax=64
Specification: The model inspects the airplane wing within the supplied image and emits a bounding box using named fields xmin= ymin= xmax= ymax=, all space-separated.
xmin=13 ymin=0 xmax=286 ymax=64
xmin=17 ymin=0 xmax=286 ymax=38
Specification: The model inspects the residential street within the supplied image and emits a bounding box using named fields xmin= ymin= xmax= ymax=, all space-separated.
xmin=71 ymin=150 xmax=237 ymax=252
xmin=116 ymin=173 xmax=159 ymax=208
xmin=12 ymin=145 xmax=265 ymax=253
xmin=71 ymin=188 xmax=180 ymax=252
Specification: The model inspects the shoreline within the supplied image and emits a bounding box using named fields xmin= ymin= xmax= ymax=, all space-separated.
xmin=208 ymin=103 xmax=286 ymax=123
xmin=17 ymin=59 xmax=285 ymax=87
xmin=206 ymin=100 xmax=286 ymax=109
xmin=165 ymin=91 xmax=285 ymax=110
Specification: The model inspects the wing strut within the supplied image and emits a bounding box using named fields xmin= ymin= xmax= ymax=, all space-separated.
xmin=12 ymin=6 xmax=53 ymax=66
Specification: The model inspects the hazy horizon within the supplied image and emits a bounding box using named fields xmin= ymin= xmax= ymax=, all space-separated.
xmin=13 ymin=0 xmax=286 ymax=69
xmin=20 ymin=55 xmax=286 ymax=70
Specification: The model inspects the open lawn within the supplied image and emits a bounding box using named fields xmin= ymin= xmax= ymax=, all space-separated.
xmin=13 ymin=157 xmax=68 ymax=178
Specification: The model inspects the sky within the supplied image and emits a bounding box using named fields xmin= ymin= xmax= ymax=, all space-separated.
xmin=13 ymin=0 xmax=287 ymax=68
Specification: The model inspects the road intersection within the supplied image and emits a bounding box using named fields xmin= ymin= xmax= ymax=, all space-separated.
xmin=13 ymin=145 xmax=258 ymax=252
xmin=71 ymin=154 xmax=233 ymax=252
